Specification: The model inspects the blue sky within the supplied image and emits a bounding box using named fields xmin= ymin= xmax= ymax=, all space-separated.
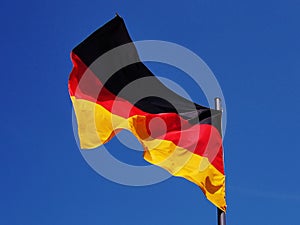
xmin=1 ymin=0 xmax=300 ymax=224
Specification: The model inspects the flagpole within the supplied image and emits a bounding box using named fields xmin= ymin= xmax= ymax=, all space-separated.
xmin=214 ymin=97 xmax=226 ymax=225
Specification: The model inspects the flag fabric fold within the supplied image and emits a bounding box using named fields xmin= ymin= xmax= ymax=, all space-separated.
xmin=68 ymin=15 xmax=226 ymax=211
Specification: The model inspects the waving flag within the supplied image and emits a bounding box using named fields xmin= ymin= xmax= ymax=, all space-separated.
xmin=68 ymin=15 xmax=226 ymax=211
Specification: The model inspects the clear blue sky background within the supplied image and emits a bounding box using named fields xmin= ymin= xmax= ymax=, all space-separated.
xmin=1 ymin=0 xmax=300 ymax=224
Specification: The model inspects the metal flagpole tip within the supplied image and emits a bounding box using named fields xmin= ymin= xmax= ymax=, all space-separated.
xmin=214 ymin=97 xmax=222 ymax=111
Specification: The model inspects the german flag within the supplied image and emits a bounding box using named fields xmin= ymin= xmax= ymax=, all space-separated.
xmin=68 ymin=15 xmax=226 ymax=211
